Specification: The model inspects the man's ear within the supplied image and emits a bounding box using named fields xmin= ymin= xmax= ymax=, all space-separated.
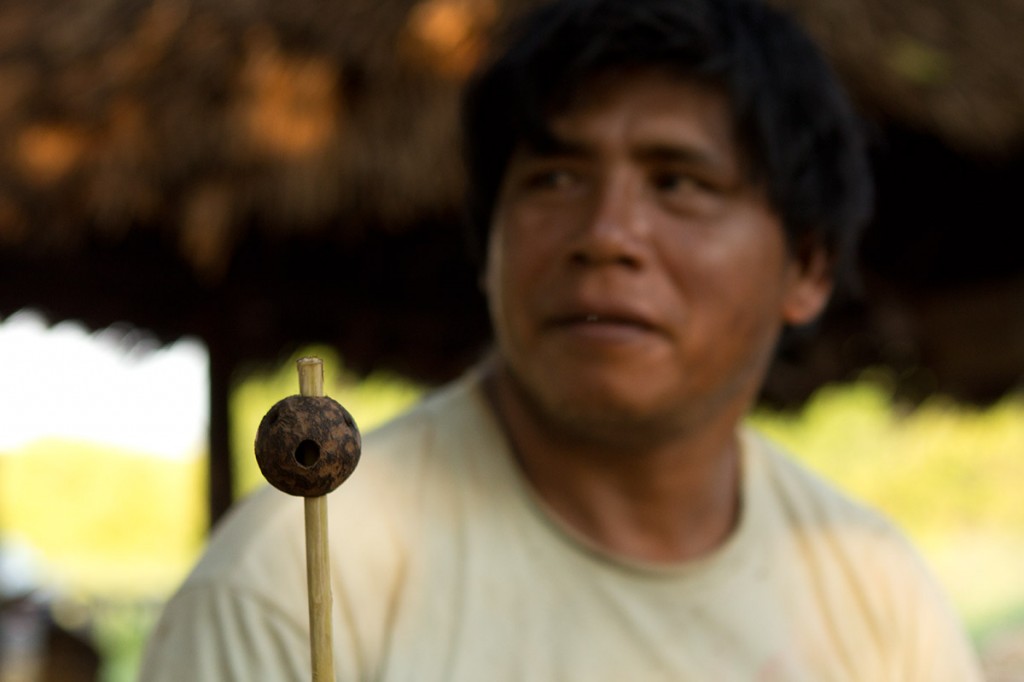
xmin=781 ymin=246 xmax=834 ymax=326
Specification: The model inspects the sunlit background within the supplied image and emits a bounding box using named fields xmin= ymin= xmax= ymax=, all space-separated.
xmin=0 ymin=311 xmax=207 ymax=459
xmin=0 ymin=311 xmax=208 ymax=681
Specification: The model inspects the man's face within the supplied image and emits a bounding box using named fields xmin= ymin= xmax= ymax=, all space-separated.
xmin=484 ymin=72 xmax=830 ymax=445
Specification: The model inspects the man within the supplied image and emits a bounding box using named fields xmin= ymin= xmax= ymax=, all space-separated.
xmin=140 ymin=0 xmax=982 ymax=679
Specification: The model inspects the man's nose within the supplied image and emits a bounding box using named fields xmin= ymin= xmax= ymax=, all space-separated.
xmin=568 ymin=171 xmax=648 ymax=268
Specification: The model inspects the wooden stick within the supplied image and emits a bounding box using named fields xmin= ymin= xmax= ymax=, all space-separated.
xmin=297 ymin=356 xmax=335 ymax=682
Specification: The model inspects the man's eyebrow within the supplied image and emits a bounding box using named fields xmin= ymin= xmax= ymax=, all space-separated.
xmin=519 ymin=129 xmax=591 ymax=157
xmin=518 ymin=134 xmax=729 ymax=170
xmin=632 ymin=143 xmax=725 ymax=170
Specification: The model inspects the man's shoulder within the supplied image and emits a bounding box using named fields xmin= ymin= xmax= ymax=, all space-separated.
xmin=744 ymin=427 xmax=937 ymax=596
xmin=182 ymin=484 xmax=306 ymax=594
xmin=742 ymin=428 xmax=981 ymax=678
xmin=183 ymin=372 xmax=492 ymax=592
xmin=361 ymin=371 xmax=486 ymax=463
xmin=745 ymin=427 xmax=893 ymax=534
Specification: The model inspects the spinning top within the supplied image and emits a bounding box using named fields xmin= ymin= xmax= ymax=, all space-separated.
xmin=253 ymin=356 xmax=359 ymax=682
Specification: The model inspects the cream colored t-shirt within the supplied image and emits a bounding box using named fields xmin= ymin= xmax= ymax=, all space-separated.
xmin=139 ymin=372 xmax=982 ymax=681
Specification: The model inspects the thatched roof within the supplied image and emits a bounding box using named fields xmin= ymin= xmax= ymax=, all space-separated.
xmin=774 ymin=0 xmax=1024 ymax=157
xmin=1 ymin=0 xmax=1022 ymax=392
xmin=0 ymin=0 xmax=512 ymax=280
xmin=3 ymin=0 xmax=1022 ymax=266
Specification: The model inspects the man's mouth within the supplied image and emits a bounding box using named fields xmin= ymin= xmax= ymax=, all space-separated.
xmin=549 ymin=310 xmax=660 ymax=336
xmin=579 ymin=313 xmax=649 ymax=327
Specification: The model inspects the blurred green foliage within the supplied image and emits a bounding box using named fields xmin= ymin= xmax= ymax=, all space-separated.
xmin=752 ymin=374 xmax=1024 ymax=536
xmin=0 ymin=440 xmax=204 ymax=597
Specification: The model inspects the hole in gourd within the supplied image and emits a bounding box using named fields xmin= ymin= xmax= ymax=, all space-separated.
xmin=294 ymin=439 xmax=321 ymax=467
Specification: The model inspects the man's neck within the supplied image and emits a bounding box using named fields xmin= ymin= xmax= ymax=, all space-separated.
xmin=483 ymin=368 xmax=744 ymax=564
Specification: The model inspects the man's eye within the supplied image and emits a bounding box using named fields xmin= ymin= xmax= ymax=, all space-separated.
xmin=524 ymin=169 xmax=577 ymax=190
xmin=651 ymin=172 xmax=700 ymax=193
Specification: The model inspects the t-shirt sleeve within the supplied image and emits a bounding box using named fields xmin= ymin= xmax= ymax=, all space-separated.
xmin=137 ymin=582 xmax=310 ymax=681
xmin=755 ymin=432 xmax=984 ymax=681
xmin=885 ymin=545 xmax=984 ymax=682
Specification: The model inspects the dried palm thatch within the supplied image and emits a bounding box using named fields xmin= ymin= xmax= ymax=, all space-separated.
xmin=0 ymin=0 xmax=525 ymax=280
xmin=2 ymin=0 xmax=1021 ymax=275
xmin=2 ymin=0 xmax=1022 ymax=400
xmin=774 ymin=0 xmax=1024 ymax=157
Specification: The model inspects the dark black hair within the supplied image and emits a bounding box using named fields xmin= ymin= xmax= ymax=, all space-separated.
xmin=462 ymin=0 xmax=873 ymax=280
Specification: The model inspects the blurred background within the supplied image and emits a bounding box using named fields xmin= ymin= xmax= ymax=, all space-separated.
xmin=0 ymin=0 xmax=1022 ymax=679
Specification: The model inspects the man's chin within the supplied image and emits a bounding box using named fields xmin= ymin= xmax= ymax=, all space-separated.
xmin=520 ymin=378 xmax=683 ymax=446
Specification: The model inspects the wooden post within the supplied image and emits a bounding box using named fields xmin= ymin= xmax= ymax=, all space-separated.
xmin=207 ymin=339 xmax=233 ymax=527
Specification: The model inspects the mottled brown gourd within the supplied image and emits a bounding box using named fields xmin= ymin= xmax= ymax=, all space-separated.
xmin=254 ymin=394 xmax=361 ymax=497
